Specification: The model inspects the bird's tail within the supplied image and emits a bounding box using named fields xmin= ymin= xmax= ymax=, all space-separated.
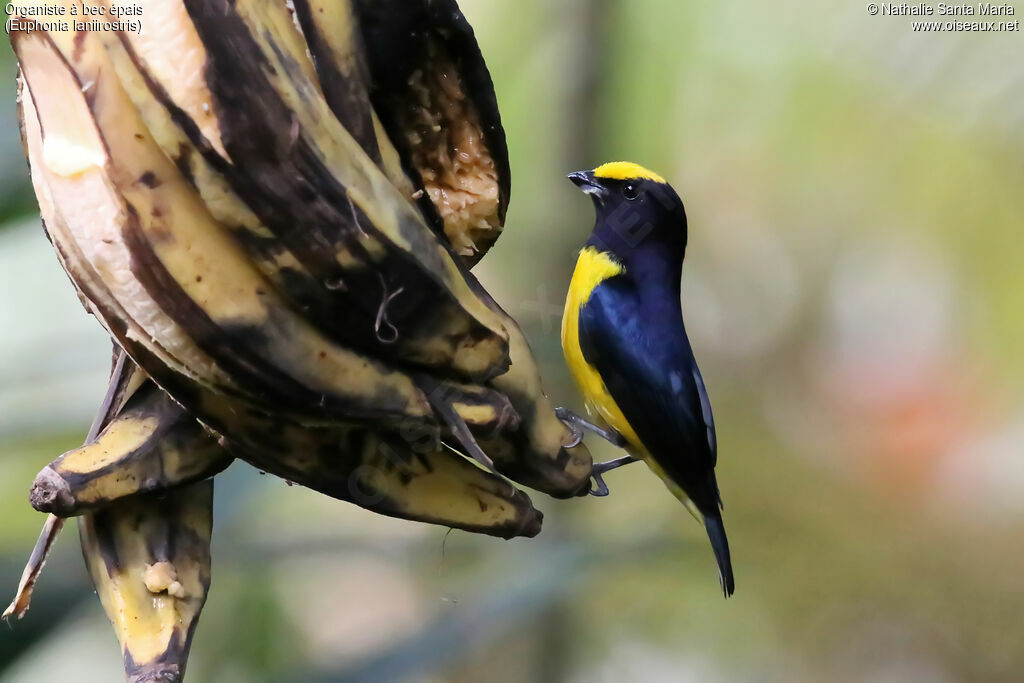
xmin=704 ymin=512 xmax=735 ymax=597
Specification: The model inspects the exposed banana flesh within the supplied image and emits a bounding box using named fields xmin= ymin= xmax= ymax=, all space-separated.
xmin=79 ymin=479 xmax=213 ymax=683
xmin=30 ymin=382 xmax=231 ymax=517
xmin=355 ymin=0 xmax=511 ymax=264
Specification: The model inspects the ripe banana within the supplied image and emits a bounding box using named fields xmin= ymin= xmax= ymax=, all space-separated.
xmin=223 ymin=422 xmax=543 ymax=540
xmin=79 ymin=479 xmax=213 ymax=683
xmin=30 ymin=380 xmax=232 ymax=517
xmin=16 ymin=12 xmax=590 ymax=498
xmin=480 ymin=316 xmax=594 ymax=498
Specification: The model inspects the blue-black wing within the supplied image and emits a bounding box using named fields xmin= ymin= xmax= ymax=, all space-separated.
xmin=578 ymin=281 xmax=720 ymax=511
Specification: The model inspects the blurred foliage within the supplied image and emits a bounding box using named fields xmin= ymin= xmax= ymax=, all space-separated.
xmin=2 ymin=1 xmax=1023 ymax=681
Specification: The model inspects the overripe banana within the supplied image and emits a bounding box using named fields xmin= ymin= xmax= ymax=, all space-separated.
xmin=30 ymin=380 xmax=231 ymax=517
xmin=480 ymin=314 xmax=593 ymax=498
xmin=15 ymin=11 xmax=590 ymax=497
xmin=220 ymin=421 xmax=543 ymax=540
xmin=28 ymin=357 xmax=537 ymax=537
xmin=4 ymin=347 xmax=147 ymax=620
xmin=92 ymin=0 xmax=512 ymax=380
xmin=79 ymin=479 xmax=213 ymax=683
xmin=98 ymin=351 xmax=544 ymax=539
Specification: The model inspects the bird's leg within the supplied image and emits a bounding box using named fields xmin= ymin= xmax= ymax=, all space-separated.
xmin=589 ymin=455 xmax=640 ymax=497
xmin=555 ymin=407 xmax=627 ymax=448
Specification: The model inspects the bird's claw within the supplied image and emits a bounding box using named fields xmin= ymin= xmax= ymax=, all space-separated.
xmin=589 ymin=471 xmax=611 ymax=497
xmin=587 ymin=455 xmax=641 ymax=497
xmin=555 ymin=406 xmax=584 ymax=447
xmin=555 ymin=407 xmax=626 ymax=448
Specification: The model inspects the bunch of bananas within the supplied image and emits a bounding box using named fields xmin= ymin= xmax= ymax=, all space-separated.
xmin=4 ymin=1 xmax=593 ymax=680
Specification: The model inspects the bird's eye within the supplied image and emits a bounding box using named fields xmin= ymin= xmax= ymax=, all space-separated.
xmin=623 ymin=183 xmax=640 ymax=200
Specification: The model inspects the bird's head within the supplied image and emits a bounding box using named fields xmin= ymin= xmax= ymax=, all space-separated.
xmin=569 ymin=162 xmax=687 ymax=260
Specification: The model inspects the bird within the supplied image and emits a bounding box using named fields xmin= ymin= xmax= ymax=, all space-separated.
xmin=559 ymin=161 xmax=734 ymax=596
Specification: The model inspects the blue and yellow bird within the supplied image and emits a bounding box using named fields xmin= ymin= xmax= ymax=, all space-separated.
xmin=560 ymin=161 xmax=734 ymax=596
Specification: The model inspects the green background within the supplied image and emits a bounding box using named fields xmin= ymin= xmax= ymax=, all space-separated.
xmin=1 ymin=1 xmax=1023 ymax=681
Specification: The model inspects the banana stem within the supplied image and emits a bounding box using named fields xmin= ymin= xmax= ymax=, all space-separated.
xmin=2 ymin=514 xmax=63 ymax=620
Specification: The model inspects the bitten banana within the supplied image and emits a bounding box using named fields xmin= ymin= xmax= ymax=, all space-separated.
xmin=355 ymin=0 xmax=511 ymax=263
xmin=30 ymin=380 xmax=232 ymax=517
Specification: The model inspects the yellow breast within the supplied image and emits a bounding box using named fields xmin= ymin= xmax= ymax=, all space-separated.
xmin=561 ymin=247 xmax=643 ymax=453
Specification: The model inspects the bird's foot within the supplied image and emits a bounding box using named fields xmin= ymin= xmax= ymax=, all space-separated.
xmin=588 ymin=455 xmax=640 ymax=497
xmin=555 ymin=407 xmax=627 ymax=448
xmin=555 ymin=406 xmax=585 ymax=447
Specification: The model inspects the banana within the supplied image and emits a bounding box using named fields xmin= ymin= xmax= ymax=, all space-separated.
xmin=346 ymin=0 xmax=587 ymax=494
xmin=226 ymin=423 xmax=542 ymax=540
xmin=30 ymin=380 xmax=232 ymax=517
xmin=109 ymin=353 xmax=543 ymax=539
xmin=95 ymin=0 xmax=512 ymax=380
xmin=354 ymin=0 xmax=511 ymax=264
xmin=14 ymin=23 xmax=441 ymax=425
xmin=7 ymin=349 xmax=215 ymax=678
xmin=286 ymin=0 xmax=380 ymax=165
xmin=287 ymin=0 xmax=441 ymax=237
xmin=79 ymin=479 xmax=213 ymax=683
xmin=22 ymin=55 xmax=515 ymax=452
xmin=8 ymin=3 xmax=588 ymax=679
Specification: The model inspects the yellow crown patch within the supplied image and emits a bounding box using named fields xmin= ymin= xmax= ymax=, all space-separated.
xmin=592 ymin=161 xmax=666 ymax=184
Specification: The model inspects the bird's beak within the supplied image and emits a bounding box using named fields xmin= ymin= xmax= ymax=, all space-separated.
xmin=568 ymin=170 xmax=606 ymax=200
